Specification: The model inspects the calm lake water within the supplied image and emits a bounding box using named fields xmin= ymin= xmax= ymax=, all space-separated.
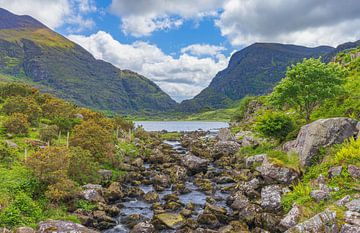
xmin=134 ymin=121 xmax=229 ymax=132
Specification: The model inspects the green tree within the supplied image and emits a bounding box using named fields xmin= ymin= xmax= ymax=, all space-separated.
xmin=270 ymin=58 xmax=346 ymax=122
xmin=39 ymin=125 xmax=59 ymax=144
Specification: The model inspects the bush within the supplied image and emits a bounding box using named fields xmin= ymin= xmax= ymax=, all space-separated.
xmin=2 ymin=96 xmax=42 ymax=124
xmin=68 ymin=147 xmax=100 ymax=185
xmin=0 ymin=141 xmax=17 ymax=166
xmin=4 ymin=113 xmax=30 ymax=135
xmin=39 ymin=125 xmax=59 ymax=144
xmin=0 ymin=193 xmax=42 ymax=228
xmin=70 ymin=120 xmax=115 ymax=161
xmin=255 ymin=111 xmax=294 ymax=140
xmin=232 ymin=96 xmax=256 ymax=122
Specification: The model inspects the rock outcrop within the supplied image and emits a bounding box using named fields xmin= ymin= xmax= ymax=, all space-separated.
xmin=284 ymin=117 xmax=359 ymax=166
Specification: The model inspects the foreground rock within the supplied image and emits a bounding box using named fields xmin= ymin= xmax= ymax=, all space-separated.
xmin=154 ymin=213 xmax=185 ymax=229
xmin=130 ymin=222 xmax=155 ymax=233
xmin=285 ymin=117 xmax=359 ymax=167
xmin=285 ymin=209 xmax=337 ymax=233
xmin=181 ymin=154 xmax=208 ymax=174
xmin=38 ymin=220 xmax=98 ymax=233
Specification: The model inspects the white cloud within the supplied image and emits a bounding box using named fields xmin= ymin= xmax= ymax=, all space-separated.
xmin=0 ymin=0 xmax=96 ymax=31
xmin=181 ymin=44 xmax=226 ymax=57
xmin=110 ymin=0 xmax=223 ymax=37
xmin=216 ymin=0 xmax=360 ymax=47
xmin=68 ymin=31 xmax=228 ymax=101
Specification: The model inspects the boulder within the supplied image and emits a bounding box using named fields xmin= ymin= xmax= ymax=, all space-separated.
xmin=82 ymin=189 xmax=105 ymax=203
xmin=336 ymin=195 xmax=351 ymax=206
xmin=181 ymin=154 xmax=208 ymax=174
xmin=328 ymin=166 xmax=343 ymax=178
xmin=235 ymin=131 xmax=260 ymax=147
xmin=152 ymin=174 xmax=170 ymax=188
xmin=310 ymin=189 xmax=330 ymax=202
xmin=346 ymin=199 xmax=360 ymax=212
xmin=130 ymin=221 xmax=155 ymax=233
xmin=344 ymin=211 xmax=360 ymax=226
xmin=245 ymin=154 xmax=267 ymax=168
xmin=103 ymin=182 xmax=123 ymax=202
xmin=155 ymin=213 xmax=185 ymax=229
xmin=255 ymin=158 xmax=299 ymax=184
xmin=340 ymin=224 xmax=360 ymax=233
xmin=285 ymin=117 xmax=358 ymax=167
xmin=213 ymin=141 xmax=240 ymax=158
xmin=197 ymin=213 xmax=221 ymax=229
xmin=143 ymin=191 xmax=159 ymax=203
xmin=348 ymin=165 xmax=360 ymax=179
xmin=37 ymin=220 xmax=98 ymax=233
xmin=261 ymin=185 xmax=282 ymax=211
xmin=279 ymin=204 xmax=302 ymax=230
xmin=216 ymin=128 xmax=235 ymax=142
xmin=229 ymin=193 xmax=250 ymax=211
xmin=285 ymin=209 xmax=337 ymax=233
xmin=132 ymin=158 xmax=144 ymax=168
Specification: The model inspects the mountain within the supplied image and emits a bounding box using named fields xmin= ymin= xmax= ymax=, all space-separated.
xmin=0 ymin=8 xmax=176 ymax=114
xmin=178 ymin=43 xmax=334 ymax=113
xmin=323 ymin=39 xmax=360 ymax=63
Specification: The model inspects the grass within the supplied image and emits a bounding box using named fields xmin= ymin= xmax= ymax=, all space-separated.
xmin=160 ymin=132 xmax=182 ymax=140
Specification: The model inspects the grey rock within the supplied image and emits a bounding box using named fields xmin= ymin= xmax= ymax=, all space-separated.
xmin=181 ymin=154 xmax=208 ymax=174
xmin=235 ymin=130 xmax=260 ymax=147
xmin=14 ymin=227 xmax=35 ymax=233
xmin=256 ymin=158 xmax=299 ymax=184
xmin=98 ymin=169 xmax=112 ymax=181
xmin=337 ymin=195 xmax=351 ymax=206
xmin=83 ymin=184 xmax=102 ymax=190
xmin=230 ymin=193 xmax=250 ymax=210
xmin=245 ymin=154 xmax=267 ymax=168
xmin=82 ymin=189 xmax=105 ymax=203
xmin=310 ymin=189 xmax=330 ymax=202
xmin=130 ymin=221 xmax=155 ymax=233
xmin=38 ymin=220 xmax=98 ymax=233
xmin=4 ymin=140 xmax=18 ymax=148
xmin=216 ymin=128 xmax=235 ymax=142
xmin=261 ymin=185 xmax=282 ymax=211
xmin=344 ymin=211 xmax=360 ymax=226
xmin=329 ymin=166 xmax=343 ymax=178
xmin=285 ymin=209 xmax=337 ymax=233
xmin=286 ymin=117 xmax=358 ymax=167
xmin=279 ymin=204 xmax=302 ymax=230
xmin=348 ymin=165 xmax=360 ymax=179
xmin=346 ymin=199 xmax=360 ymax=212
xmin=340 ymin=224 xmax=360 ymax=233
xmin=213 ymin=141 xmax=240 ymax=158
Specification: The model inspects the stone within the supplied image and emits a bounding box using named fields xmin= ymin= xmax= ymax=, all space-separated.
xmin=181 ymin=154 xmax=208 ymax=174
xmin=261 ymin=185 xmax=282 ymax=211
xmin=4 ymin=140 xmax=18 ymax=148
xmin=344 ymin=211 xmax=360 ymax=226
xmin=328 ymin=166 xmax=343 ymax=178
xmin=213 ymin=141 xmax=240 ymax=158
xmin=348 ymin=165 xmax=360 ymax=179
xmin=238 ymin=204 xmax=262 ymax=223
xmin=103 ymin=182 xmax=123 ymax=202
xmin=310 ymin=189 xmax=330 ymax=202
xmin=285 ymin=117 xmax=358 ymax=167
xmin=340 ymin=224 xmax=360 ymax=233
xmin=337 ymin=195 xmax=351 ymax=206
xmin=279 ymin=204 xmax=302 ymax=230
xmin=144 ymin=191 xmax=159 ymax=203
xmin=14 ymin=227 xmax=35 ymax=233
xmin=155 ymin=213 xmax=185 ymax=229
xmin=245 ymin=154 xmax=267 ymax=168
xmin=236 ymin=131 xmax=260 ymax=147
xmin=0 ymin=228 xmax=10 ymax=233
xmin=256 ymin=158 xmax=299 ymax=184
xmin=37 ymin=220 xmax=98 ymax=233
xmin=83 ymin=184 xmax=102 ymax=190
xmin=82 ymin=189 xmax=105 ymax=203
xmin=285 ymin=209 xmax=337 ymax=233
xmin=230 ymin=193 xmax=250 ymax=211
xmin=130 ymin=221 xmax=155 ymax=233
xmin=98 ymin=169 xmax=112 ymax=181
xmin=216 ymin=128 xmax=235 ymax=142
xmin=132 ymin=158 xmax=144 ymax=168
xmin=122 ymin=214 xmax=148 ymax=228
xmin=197 ymin=213 xmax=220 ymax=229
xmin=152 ymin=174 xmax=170 ymax=188
xmin=346 ymin=199 xmax=360 ymax=212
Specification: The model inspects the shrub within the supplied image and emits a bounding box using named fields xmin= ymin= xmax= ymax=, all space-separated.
xmin=70 ymin=120 xmax=115 ymax=161
xmin=2 ymin=96 xmax=42 ymax=124
xmin=255 ymin=111 xmax=294 ymax=140
xmin=39 ymin=125 xmax=59 ymax=144
xmin=0 ymin=193 xmax=42 ymax=228
xmin=4 ymin=113 xmax=30 ymax=135
xmin=0 ymin=141 xmax=16 ymax=166
xmin=45 ymin=179 xmax=79 ymax=203
xmin=68 ymin=147 xmax=100 ymax=185
xmin=0 ymin=83 xmax=34 ymax=98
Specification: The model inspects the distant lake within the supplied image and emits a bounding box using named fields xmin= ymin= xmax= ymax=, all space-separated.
xmin=134 ymin=121 xmax=229 ymax=132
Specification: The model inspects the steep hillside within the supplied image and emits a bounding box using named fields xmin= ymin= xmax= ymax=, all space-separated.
xmin=178 ymin=43 xmax=334 ymax=113
xmin=0 ymin=8 xmax=176 ymax=114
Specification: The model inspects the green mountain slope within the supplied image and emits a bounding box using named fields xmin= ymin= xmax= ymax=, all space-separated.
xmin=178 ymin=43 xmax=334 ymax=113
xmin=0 ymin=8 xmax=177 ymax=114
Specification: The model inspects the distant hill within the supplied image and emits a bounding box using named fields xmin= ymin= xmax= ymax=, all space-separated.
xmin=0 ymin=8 xmax=177 ymax=114
xmin=178 ymin=43 xmax=334 ymax=113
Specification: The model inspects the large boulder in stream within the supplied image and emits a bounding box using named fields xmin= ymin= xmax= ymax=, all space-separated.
xmin=181 ymin=153 xmax=208 ymax=174
xmin=284 ymin=117 xmax=359 ymax=167
xmin=38 ymin=220 xmax=98 ymax=233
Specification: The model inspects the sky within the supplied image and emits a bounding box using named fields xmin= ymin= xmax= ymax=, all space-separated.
xmin=0 ymin=0 xmax=360 ymax=102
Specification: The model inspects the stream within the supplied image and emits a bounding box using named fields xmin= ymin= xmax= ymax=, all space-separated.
xmin=104 ymin=130 xmax=235 ymax=232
